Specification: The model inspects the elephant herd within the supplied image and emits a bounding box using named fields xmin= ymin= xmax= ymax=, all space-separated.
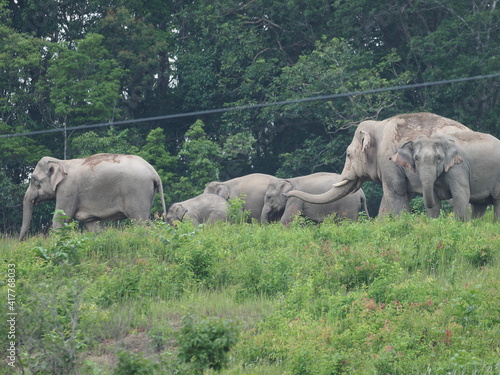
xmin=165 ymin=172 xmax=370 ymax=226
xmin=19 ymin=112 xmax=500 ymax=240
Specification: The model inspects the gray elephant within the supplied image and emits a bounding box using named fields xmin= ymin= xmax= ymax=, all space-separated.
xmin=19 ymin=154 xmax=166 ymax=240
xmin=166 ymin=193 xmax=229 ymax=226
xmin=390 ymin=132 xmax=500 ymax=221
xmin=261 ymin=172 xmax=369 ymax=224
xmin=286 ymin=113 xmax=472 ymax=216
xmin=204 ymin=173 xmax=277 ymax=221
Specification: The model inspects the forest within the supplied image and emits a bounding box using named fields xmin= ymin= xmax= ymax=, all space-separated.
xmin=1 ymin=0 xmax=500 ymax=233
xmin=1 ymin=2 xmax=500 ymax=374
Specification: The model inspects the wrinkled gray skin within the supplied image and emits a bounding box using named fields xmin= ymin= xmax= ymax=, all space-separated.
xmin=286 ymin=113 xmax=472 ymax=216
xmin=261 ymin=172 xmax=369 ymax=224
xmin=20 ymin=154 xmax=166 ymax=240
xmin=204 ymin=173 xmax=277 ymax=222
xmin=166 ymin=193 xmax=229 ymax=226
xmin=390 ymin=132 xmax=500 ymax=221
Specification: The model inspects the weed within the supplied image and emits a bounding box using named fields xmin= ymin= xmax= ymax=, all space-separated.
xmin=227 ymin=195 xmax=250 ymax=224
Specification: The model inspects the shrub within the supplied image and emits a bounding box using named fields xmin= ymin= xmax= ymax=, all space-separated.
xmin=177 ymin=314 xmax=239 ymax=374
xmin=113 ymin=350 xmax=159 ymax=375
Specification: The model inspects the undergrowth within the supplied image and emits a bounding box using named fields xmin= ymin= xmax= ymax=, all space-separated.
xmin=0 ymin=212 xmax=499 ymax=374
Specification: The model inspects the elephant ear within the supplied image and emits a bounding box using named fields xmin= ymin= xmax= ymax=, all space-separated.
xmin=443 ymin=138 xmax=463 ymax=172
xmin=360 ymin=130 xmax=371 ymax=153
xmin=48 ymin=161 xmax=67 ymax=192
xmin=279 ymin=180 xmax=294 ymax=195
xmin=389 ymin=141 xmax=416 ymax=172
xmin=215 ymin=184 xmax=230 ymax=200
xmin=174 ymin=204 xmax=188 ymax=221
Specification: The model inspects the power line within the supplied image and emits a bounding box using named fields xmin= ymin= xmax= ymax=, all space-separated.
xmin=1 ymin=72 xmax=499 ymax=139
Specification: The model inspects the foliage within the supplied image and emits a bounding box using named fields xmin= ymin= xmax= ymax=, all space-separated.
xmin=32 ymin=210 xmax=88 ymax=265
xmin=113 ymin=351 xmax=159 ymax=375
xmin=177 ymin=314 xmax=239 ymax=374
xmin=1 ymin=214 xmax=500 ymax=373
xmin=227 ymin=195 xmax=251 ymax=224
xmin=173 ymin=120 xmax=222 ymax=201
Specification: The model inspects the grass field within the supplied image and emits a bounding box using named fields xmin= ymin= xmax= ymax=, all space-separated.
xmin=1 ymin=212 xmax=499 ymax=374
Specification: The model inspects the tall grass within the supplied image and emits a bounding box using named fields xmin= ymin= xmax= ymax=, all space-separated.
xmin=1 ymin=213 xmax=499 ymax=374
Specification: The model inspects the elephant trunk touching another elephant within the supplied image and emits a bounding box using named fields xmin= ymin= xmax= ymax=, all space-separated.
xmin=284 ymin=178 xmax=362 ymax=206
xmin=19 ymin=154 xmax=166 ymax=240
xmin=285 ymin=112 xmax=473 ymax=217
xmin=262 ymin=173 xmax=369 ymax=224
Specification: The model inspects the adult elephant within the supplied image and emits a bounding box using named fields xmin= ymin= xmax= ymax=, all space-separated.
xmin=204 ymin=173 xmax=277 ymax=222
xmin=19 ymin=154 xmax=166 ymax=240
xmin=166 ymin=193 xmax=229 ymax=226
xmin=261 ymin=172 xmax=369 ymax=225
xmin=286 ymin=113 xmax=472 ymax=216
xmin=390 ymin=132 xmax=500 ymax=221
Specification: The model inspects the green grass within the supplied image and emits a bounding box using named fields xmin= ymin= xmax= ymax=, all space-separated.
xmin=1 ymin=213 xmax=499 ymax=374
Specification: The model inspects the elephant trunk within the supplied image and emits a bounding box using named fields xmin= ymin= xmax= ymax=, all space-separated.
xmin=19 ymin=191 xmax=35 ymax=241
xmin=285 ymin=179 xmax=359 ymax=204
xmin=260 ymin=206 xmax=272 ymax=224
xmin=421 ymin=172 xmax=437 ymax=209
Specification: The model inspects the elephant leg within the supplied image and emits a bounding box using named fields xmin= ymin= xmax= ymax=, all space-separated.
xmin=53 ymin=201 xmax=77 ymax=228
xmin=379 ymin=191 xmax=410 ymax=217
xmin=281 ymin=201 xmax=302 ymax=225
xmin=425 ymin=190 xmax=442 ymax=218
xmin=450 ymin=187 xmax=470 ymax=221
xmin=493 ymin=200 xmax=500 ymax=222
xmin=471 ymin=203 xmax=488 ymax=219
xmin=84 ymin=220 xmax=102 ymax=232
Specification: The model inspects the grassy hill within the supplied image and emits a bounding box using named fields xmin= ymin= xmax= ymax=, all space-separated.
xmin=1 ymin=213 xmax=499 ymax=374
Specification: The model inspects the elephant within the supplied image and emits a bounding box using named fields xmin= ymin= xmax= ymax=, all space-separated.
xmin=390 ymin=132 xmax=500 ymax=221
xmin=204 ymin=173 xmax=278 ymax=222
xmin=261 ymin=172 xmax=369 ymax=224
xmin=19 ymin=153 xmax=166 ymax=240
xmin=285 ymin=113 xmax=472 ymax=216
xmin=166 ymin=193 xmax=229 ymax=226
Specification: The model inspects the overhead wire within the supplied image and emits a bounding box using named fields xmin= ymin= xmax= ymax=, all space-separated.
xmin=1 ymin=72 xmax=499 ymax=139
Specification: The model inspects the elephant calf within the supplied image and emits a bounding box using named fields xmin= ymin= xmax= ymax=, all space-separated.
xmin=20 ymin=154 xmax=166 ymax=240
xmin=391 ymin=131 xmax=500 ymax=221
xmin=166 ymin=193 xmax=229 ymax=226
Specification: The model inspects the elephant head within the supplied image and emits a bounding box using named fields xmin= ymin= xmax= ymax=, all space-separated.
xmin=204 ymin=182 xmax=230 ymax=200
xmin=166 ymin=203 xmax=188 ymax=225
xmin=390 ymin=135 xmax=463 ymax=210
xmin=260 ymin=180 xmax=293 ymax=223
xmin=285 ymin=126 xmax=374 ymax=204
xmin=20 ymin=157 xmax=67 ymax=241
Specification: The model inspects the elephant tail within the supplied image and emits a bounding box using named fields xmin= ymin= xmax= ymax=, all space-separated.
xmin=155 ymin=177 xmax=167 ymax=221
xmin=361 ymin=194 xmax=370 ymax=219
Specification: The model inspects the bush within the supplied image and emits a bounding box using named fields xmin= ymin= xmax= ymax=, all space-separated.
xmin=177 ymin=314 xmax=239 ymax=374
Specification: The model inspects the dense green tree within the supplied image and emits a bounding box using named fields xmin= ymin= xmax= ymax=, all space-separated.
xmin=44 ymin=33 xmax=124 ymax=158
xmin=137 ymin=127 xmax=178 ymax=206
xmin=173 ymin=120 xmax=222 ymax=201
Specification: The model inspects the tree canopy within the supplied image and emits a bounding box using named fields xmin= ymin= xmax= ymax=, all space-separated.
xmin=1 ymin=0 xmax=499 ymax=232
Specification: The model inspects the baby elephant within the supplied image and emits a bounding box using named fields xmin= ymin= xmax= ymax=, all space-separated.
xmin=166 ymin=193 xmax=229 ymax=226
xmin=391 ymin=132 xmax=500 ymax=221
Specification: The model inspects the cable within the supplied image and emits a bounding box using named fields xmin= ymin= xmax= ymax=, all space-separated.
xmin=1 ymin=72 xmax=499 ymax=139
